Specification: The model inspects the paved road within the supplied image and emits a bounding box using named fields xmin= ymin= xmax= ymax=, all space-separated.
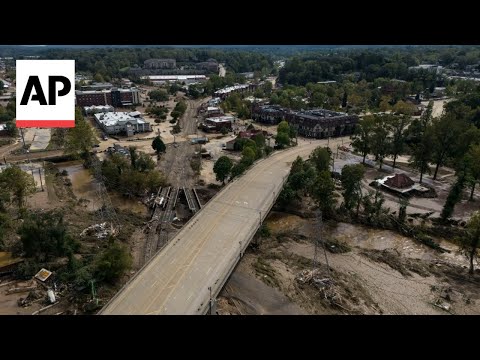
xmin=159 ymin=97 xmax=204 ymax=188
xmin=100 ymin=140 xmax=323 ymax=315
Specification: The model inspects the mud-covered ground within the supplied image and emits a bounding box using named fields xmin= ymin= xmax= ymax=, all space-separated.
xmin=217 ymin=212 xmax=480 ymax=315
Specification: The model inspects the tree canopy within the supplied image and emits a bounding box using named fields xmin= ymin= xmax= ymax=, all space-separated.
xmin=213 ymin=156 xmax=233 ymax=184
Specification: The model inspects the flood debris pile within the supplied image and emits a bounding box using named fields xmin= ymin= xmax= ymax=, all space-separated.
xmin=2 ymin=267 xmax=67 ymax=314
xmin=296 ymin=269 xmax=341 ymax=306
xmin=80 ymin=222 xmax=112 ymax=239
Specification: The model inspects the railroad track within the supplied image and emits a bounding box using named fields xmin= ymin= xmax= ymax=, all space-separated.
xmin=157 ymin=187 xmax=179 ymax=251
xmin=183 ymin=187 xmax=200 ymax=213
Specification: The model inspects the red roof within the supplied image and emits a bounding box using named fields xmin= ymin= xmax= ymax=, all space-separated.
xmin=384 ymin=173 xmax=414 ymax=189
xmin=238 ymin=130 xmax=267 ymax=139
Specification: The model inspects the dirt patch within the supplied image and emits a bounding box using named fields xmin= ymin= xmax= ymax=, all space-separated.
xmin=361 ymin=249 xmax=431 ymax=277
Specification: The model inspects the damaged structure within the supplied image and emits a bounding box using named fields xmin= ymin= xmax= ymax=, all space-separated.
xmin=202 ymin=116 xmax=235 ymax=132
xmin=252 ymin=104 xmax=358 ymax=138
xmin=374 ymin=173 xmax=429 ymax=195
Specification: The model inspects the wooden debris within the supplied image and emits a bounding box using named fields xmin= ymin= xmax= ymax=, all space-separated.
xmin=32 ymin=302 xmax=60 ymax=315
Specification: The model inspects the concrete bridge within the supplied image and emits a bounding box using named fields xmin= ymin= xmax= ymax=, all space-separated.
xmin=100 ymin=141 xmax=320 ymax=315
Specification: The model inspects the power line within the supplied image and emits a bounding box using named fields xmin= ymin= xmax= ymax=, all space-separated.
xmin=91 ymin=155 xmax=120 ymax=235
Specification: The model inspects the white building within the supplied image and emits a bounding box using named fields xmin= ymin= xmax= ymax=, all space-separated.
xmin=84 ymin=105 xmax=114 ymax=115
xmin=141 ymin=75 xmax=207 ymax=85
xmin=94 ymin=112 xmax=151 ymax=136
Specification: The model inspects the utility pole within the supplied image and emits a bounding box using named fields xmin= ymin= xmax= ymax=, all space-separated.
xmin=208 ymin=286 xmax=214 ymax=315
xmin=331 ymin=152 xmax=335 ymax=173
xmin=19 ymin=128 xmax=26 ymax=149
xmin=313 ymin=209 xmax=331 ymax=277
xmin=38 ymin=168 xmax=44 ymax=191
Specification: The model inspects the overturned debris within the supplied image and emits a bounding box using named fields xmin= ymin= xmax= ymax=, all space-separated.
xmin=34 ymin=268 xmax=52 ymax=282
xmin=80 ymin=222 xmax=113 ymax=239
xmin=296 ymin=269 xmax=335 ymax=289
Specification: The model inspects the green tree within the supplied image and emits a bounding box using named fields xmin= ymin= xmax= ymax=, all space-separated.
xmin=129 ymin=146 xmax=138 ymax=170
xmin=94 ymin=241 xmax=132 ymax=283
xmin=310 ymin=147 xmax=331 ymax=173
xmin=148 ymin=89 xmax=169 ymax=102
xmin=230 ymin=162 xmax=247 ymax=179
xmin=409 ymin=126 xmax=434 ymax=184
xmin=362 ymin=189 xmax=387 ymax=225
xmin=277 ymin=120 xmax=290 ymax=134
xmin=151 ymin=136 xmax=166 ymax=154
xmin=136 ymin=152 xmax=155 ymax=172
xmin=252 ymin=133 xmax=265 ymax=149
xmin=311 ymin=170 xmax=336 ymax=218
xmin=398 ymin=197 xmax=409 ymax=223
xmin=0 ymin=186 xmax=10 ymax=213
xmin=93 ymin=73 xmax=104 ymax=83
xmin=220 ymin=127 xmax=228 ymax=135
xmin=213 ymin=156 xmax=233 ymax=184
xmin=463 ymin=211 xmax=480 ymax=274
xmin=379 ymin=96 xmax=391 ymax=112
xmin=441 ymin=170 xmax=467 ymax=221
xmin=341 ymin=164 xmax=365 ymax=212
xmin=407 ymin=101 xmax=434 ymax=183
xmin=430 ymin=113 xmax=470 ymax=180
xmin=19 ymin=211 xmax=77 ymax=261
xmin=370 ymin=115 xmax=391 ymax=170
xmin=0 ymin=166 xmax=36 ymax=210
xmin=390 ymin=115 xmax=411 ymax=168
xmin=65 ymin=108 xmax=97 ymax=162
xmin=351 ymin=116 xmax=375 ymax=164
xmin=393 ymin=100 xmax=415 ymax=115
xmin=465 ymin=145 xmax=480 ymax=201
xmin=275 ymin=132 xmax=290 ymax=149
xmin=241 ymin=147 xmax=256 ymax=166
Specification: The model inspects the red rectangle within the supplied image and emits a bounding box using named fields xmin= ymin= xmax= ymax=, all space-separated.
xmin=16 ymin=120 xmax=75 ymax=128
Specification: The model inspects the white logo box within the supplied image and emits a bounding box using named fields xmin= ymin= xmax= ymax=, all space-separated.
xmin=16 ymin=60 xmax=75 ymax=128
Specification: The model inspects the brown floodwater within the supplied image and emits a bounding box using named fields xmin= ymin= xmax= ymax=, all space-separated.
xmin=56 ymin=161 xmax=148 ymax=216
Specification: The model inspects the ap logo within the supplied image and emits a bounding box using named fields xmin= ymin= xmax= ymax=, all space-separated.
xmin=16 ymin=60 xmax=75 ymax=128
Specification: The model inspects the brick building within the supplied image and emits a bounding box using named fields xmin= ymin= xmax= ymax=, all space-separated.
xmin=252 ymin=105 xmax=358 ymax=139
xmin=144 ymin=58 xmax=176 ymax=69
xmin=75 ymin=88 xmax=140 ymax=107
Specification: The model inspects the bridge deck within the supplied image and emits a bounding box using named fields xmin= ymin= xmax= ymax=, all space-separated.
xmin=100 ymin=143 xmax=318 ymax=315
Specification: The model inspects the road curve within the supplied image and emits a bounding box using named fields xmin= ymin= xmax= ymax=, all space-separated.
xmin=100 ymin=142 xmax=319 ymax=315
